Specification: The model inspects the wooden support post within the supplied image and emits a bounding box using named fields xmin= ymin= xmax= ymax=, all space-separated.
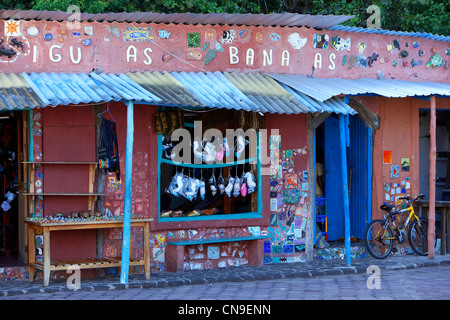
xmin=43 ymin=227 xmax=50 ymax=286
xmin=429 ymin=95 xmax=436 ymax=259
xmin=307 ymin=112 xmax=330 ymax=262
xmin=143 ymin=222 xmax=150 ymax=280
xmin=27 ymin=225 xmax=35 ymax=282
xmin=339 ymin=114 xmax=351 ymax=267
xmin=120 ymin=100 xmax=134 ymax=284
xmin=306 ymin=114 xmax=315 ymax=262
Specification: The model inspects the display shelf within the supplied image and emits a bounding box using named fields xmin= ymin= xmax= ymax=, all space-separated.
xmin=160 ymin=157 xmax=257 ymax=168
xmin=22 ymin=161 xmax=100 ymax=215
xmin=31 ymin=257 xmax=145 ymax=271
xmin=23 ymin=161 xmax=98 ymax=164
xmin=23 ymin=192 xmax=106 ymax=196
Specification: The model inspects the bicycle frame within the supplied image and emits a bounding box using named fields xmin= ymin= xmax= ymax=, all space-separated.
xmin=382 ymin=203 xmax=419 ymax=240
xmin=366 ymin=193 xmax=428 ymax=258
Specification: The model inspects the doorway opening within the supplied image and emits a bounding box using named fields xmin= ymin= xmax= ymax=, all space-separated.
xmin=419 ymin=109 xmax=450 ymax=242
xmin=0 ymin=112 xmax=22 ymax=267
xmin=315 ymin=114 xmax=372 ymax=246
xmin=419 ymin=109 xmax=450 ymax=201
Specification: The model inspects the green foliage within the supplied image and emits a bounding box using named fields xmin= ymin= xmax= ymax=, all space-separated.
xmin=306 ymin=0 xmax=449 ymax=35
xmin=32 ymin=0 xmax=109 ymax=13
xmin=1 ymin=0 xmax=34 ymax=9
xmin=142 ymin=0 xmax=261 ymax=13
xmin=29 ymin=0 xmax=261 ymax=14
xmin=383 ymin=0 xmax=449 ymax=35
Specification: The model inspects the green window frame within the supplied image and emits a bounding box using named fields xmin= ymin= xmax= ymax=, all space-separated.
xmin=157 ymin=132 xmax=263 ymax=222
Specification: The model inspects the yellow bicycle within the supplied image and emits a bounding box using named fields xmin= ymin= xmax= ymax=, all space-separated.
xmin=365 ymin=194 xmax=430 ymax=259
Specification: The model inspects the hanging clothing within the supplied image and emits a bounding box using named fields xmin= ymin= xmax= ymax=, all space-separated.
xmin=98 ymin=118 xmax=120 ymax=180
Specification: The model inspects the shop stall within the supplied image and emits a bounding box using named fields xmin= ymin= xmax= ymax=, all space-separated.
xmin=0 ymin=9 xmax=448 ymax=283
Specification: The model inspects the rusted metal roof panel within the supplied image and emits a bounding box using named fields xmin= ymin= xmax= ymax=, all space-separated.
xmin=171 ymin=71 xmax=256 ymax=111
xmin=126 ymin=71 xmax=205 ymax=107
xmin=223 ymin=72 xmax=316 ymax=114
xmin=0 ymin=9 xmax=353 ymax=28
xmin=170 ymin=71 xmax=356 ymax=114
xmin=0 ymin=73 xmax=45 ymax=110
xmin=22 ymin=72 xmax=161 ymax=106
xmin=0 ymin=70 xmax=359 ymax=114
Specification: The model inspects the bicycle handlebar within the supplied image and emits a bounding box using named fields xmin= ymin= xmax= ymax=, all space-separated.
xmin=398 ymin=193 xmax=425 ymax=202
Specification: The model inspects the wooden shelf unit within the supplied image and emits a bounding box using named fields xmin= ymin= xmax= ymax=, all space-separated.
xmin=26 ymin=218 xmax=153 ymax=286
xmin=22 ymin=161 xmax=102 ymax=215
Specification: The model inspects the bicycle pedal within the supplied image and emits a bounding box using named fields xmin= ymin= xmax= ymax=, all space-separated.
xmin=392 ymin=247 xmax=398 ymax=253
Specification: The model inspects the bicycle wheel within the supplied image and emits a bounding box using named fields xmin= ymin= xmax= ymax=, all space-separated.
xmin=408 ymin=218 xmax=429 ymax=256
xmin=365 ymin=219 xmax=394 ymax=259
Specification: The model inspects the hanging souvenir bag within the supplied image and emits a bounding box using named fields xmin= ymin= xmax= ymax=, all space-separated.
xmin=217 ymin=168 xmax=226 ymax=195
xmin=224 ymin=167 xmax=235 ymax=197
xmin=109 ymin=120 xmax=120 ymax=180
xmin=154 ymin=109 xmax=184 ymax=135
xmin=233 ymin=170 xmax=241 ymax=197
xmin=98 ymin=118 xmax=121 ymax=180
xmin=209 ymin=168 xmax=218 ymax=196
xmin=98 ymin=118 xmax=110 ymax=175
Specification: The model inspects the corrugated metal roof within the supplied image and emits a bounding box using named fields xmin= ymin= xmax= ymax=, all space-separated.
xmin=0 ymin=73 xmax=45 ymax=110
xmin=0 ymin=9 xmax=353 ymax=28
xmin=329 ymin=25 xmax=450 ymax=42
xmin=90 ymin=72 xmax=161 ymax=102
xmin=169 ymin=71 xmax=355 ymax=114
xmin=267 ymin=74 xmax=450 ymax=102
xmin=22 ymin=72 xmax=161 ymax=106
xmin=222 ymin=72 xmax=355 ymax=114
xmin=171 ymin=71 xmax=257 ymax=111
xmin=126 ymin=71 xmax=205 ymax=107
xmin=11 ymin=70 xmax=446 ymax=115
xmin=281 ymin=83 xmax=357 ymax=115
xmin=223 ymin=72 xmax=312 ymax=114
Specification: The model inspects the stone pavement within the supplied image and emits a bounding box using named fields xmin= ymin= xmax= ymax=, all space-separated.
xmin=0 ymin=253 xmax=449 ymax=297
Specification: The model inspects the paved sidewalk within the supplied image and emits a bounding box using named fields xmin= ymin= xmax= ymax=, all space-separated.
xmin=1 ymin=254 xmax=449 ymax=297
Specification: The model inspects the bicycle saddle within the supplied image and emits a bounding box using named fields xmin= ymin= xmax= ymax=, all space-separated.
xmin=380 ymin=204 xmax=395 ymax=212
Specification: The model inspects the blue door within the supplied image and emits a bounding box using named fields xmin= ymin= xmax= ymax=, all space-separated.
xmin=348 ymin=115 xmax=372 ymax=239
xmin=324 ymin=116 xmax=344 ymax=241
xmin=322 ymin=115 xmax=372 ymax=241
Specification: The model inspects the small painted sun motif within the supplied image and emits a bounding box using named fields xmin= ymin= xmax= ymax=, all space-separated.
xmin=5 ymin=20 xmax=21 ymax=37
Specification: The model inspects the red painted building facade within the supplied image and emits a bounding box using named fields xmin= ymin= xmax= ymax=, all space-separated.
xmin=0 ymin=11 xmax=448 ymax=280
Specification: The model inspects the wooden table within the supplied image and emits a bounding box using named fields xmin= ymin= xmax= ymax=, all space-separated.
xmin=416 ymin=201 xmax=450 ymax=255
xmin=25 ymin=218 xmax=153 ymax=286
